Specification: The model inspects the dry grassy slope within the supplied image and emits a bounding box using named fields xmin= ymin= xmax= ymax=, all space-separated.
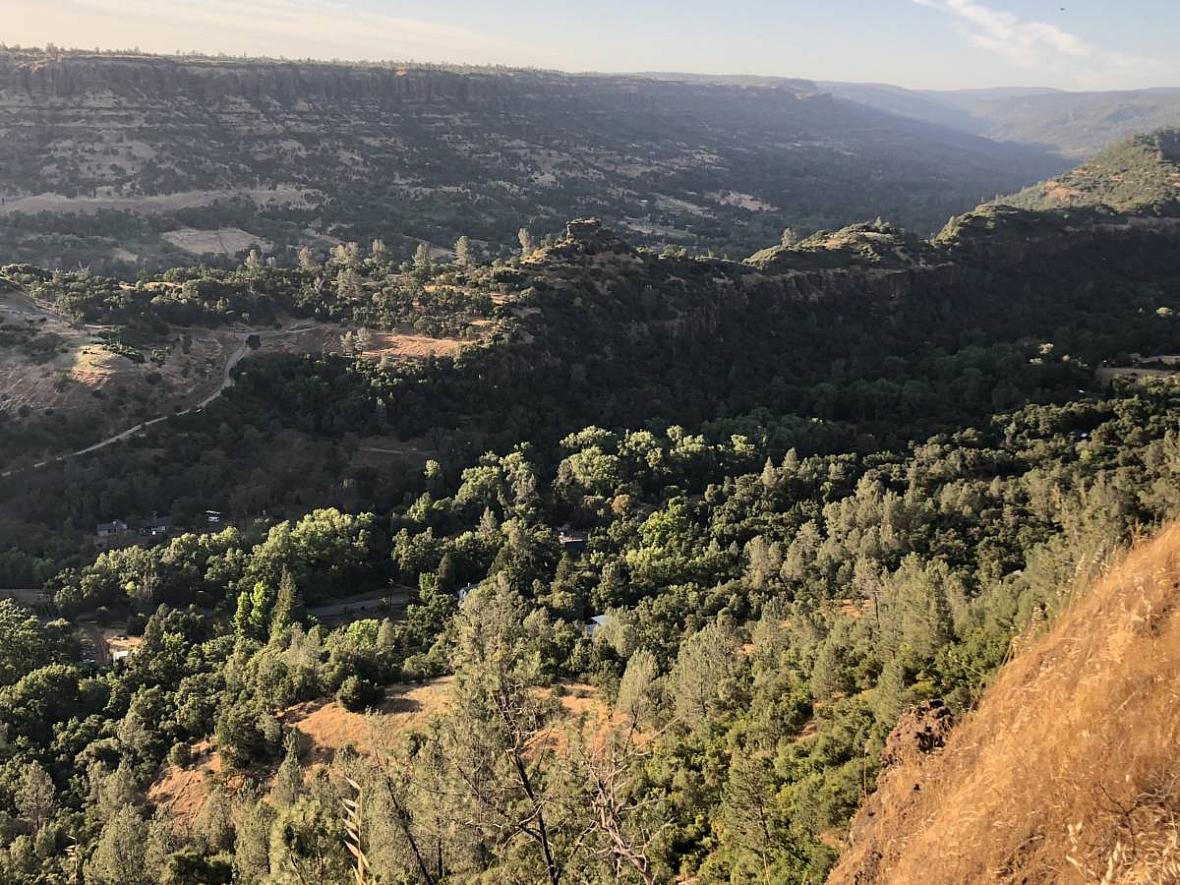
xmin=149 ymin=678 xmax=612 ymax=823
xmin=829 ymin=524 xmax=1180 ymax=885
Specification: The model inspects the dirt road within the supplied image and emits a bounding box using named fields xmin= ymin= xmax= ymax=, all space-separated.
xmin=1 ymin=326 xmax=311 ymax=479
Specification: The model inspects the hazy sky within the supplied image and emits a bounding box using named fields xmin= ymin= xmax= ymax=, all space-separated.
xmin=7 ymin=0 xmax=1178 ymax=91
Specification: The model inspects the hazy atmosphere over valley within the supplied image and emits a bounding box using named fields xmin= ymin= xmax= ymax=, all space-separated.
xmin=1 ymin=3 xmax=1180 ymax=884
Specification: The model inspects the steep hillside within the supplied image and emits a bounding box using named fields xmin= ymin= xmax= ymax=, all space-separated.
xmin=0 ymin=49 xmax=1063 ymax=269
xmin=829 ymin=524 xmax=1180 ymax=884
xmin=1001 ymin=130 xmax=1180 ymax=215
xmin=824 ymin=81 xmax=1180 ymax=160
xmin=7 ymin=199 xmax=1180 ymax=568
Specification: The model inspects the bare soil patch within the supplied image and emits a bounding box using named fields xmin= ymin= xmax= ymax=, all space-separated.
xmin=161 ymin=227 xmax=272 ymax=256
xmin=0 ymin=187 xmax=317 ymax=216
xmin=148 ymin=741 xmax=223 ymax=821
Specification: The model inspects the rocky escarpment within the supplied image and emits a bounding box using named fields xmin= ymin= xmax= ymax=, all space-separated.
xmin=0 ymin=52 xmax=827 ymax=109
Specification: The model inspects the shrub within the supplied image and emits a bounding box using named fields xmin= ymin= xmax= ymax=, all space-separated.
xmin=168 ymin=742 xmax=193 ymax=767
xmin=336 ymin=675 xmax=383 ymax=712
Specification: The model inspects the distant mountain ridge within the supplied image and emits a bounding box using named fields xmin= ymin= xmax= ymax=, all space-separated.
xmin=0 ymin=49 xmax=1063 ymax=270
xmin=823 ymin=80 xmax=1180 ymax=159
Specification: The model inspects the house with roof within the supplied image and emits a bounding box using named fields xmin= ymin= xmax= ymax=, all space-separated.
xmin=96 ymin=519 xmax=130 ymax=538
xmin=137 ymin=514 xmax=171 ymax=537
xmin=556 ymin=525 xmax=589 ymax=555
xmin=585 ymin=613 xmax=612 ymax=638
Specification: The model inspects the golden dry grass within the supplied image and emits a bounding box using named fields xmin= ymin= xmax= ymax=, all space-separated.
xmin=830 ymin=524 xmax=1180 ymax=885
xmin=147 ymin=680 xmax=454 ymax=823
xmin=362 ymin=332 xmax=463 ymax=359
xmin=148 ymin=740 xmax=222 ymax=822
xmin=283 ymin=677 xmax=454 ymax=767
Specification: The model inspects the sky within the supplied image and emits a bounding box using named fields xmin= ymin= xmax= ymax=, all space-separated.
xmin=5 ymin=0 xmax=1178 ymax=91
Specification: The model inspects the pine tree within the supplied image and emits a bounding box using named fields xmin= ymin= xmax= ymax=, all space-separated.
xmin=454 ymin=235 xmax=473 ymax=267
xmin=478 ymin=507 xmax=500 ymax=537
xmin=518 ymin=227 xmax=535 ymax=257
xmin=354 ymin=327 xmax=373 ymax=354
xmin=760 ymin=457 xmax=777 ymax=490
xmin=336 ymin=267 xmax=362 ymax=303
xmin=270 ymin=572 xmax=301 ymax=640
xmin=440 ymin=587 xmax=567 ymax=884
xmin=233 ymin=797 xmax=275 ymax=881
xmin=145 ymin=808 xmax=179 ymax=881
xmin=370 ymin=238 xmax=389 ymax=265
xmin=194 ymin=784 xmax=235 ymax=853
xmin=413 ymin=242 xmax=433 ymax=276
xmin=86 ymin=805 xmax=151 ymax=885
xmin=331 ymin=241 xmax=361 ymax=270
xmin=14 ymin=761 xmax=54 ymax=830
xmin=721 ymin=753 xmax=782 ymax=875
xmin=669 ymin=622 xmax=741 ymax=727
xmin=297 ymin=245 xmax=320 ymax=274
xmin=272 ymin=734 xmax=303 ymax=810
xmin=873 ymin=656 xmax=910 ymax=726
xmin=615 ymin=649 xmax=658 ymax=728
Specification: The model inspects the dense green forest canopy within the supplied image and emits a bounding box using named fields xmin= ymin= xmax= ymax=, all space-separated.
xmin=2 ymin=146 xmax=1180 ymax=882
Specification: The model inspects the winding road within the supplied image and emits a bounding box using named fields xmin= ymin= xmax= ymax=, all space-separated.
xmin=1 ymin=326 xmax=308 ymax=479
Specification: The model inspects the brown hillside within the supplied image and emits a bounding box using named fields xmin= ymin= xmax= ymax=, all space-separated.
xmin=147 ymin=678 xmax=615 ymax=824
xmin=829 ymin=524 xmax=1180 ymax=885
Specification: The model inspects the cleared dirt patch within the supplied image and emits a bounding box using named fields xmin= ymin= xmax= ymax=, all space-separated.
xmin=161 ymin=227 xmax=272 ymax=256
xmin=148 ymin=740 xmax=223 ymax=822
xmin=364 ymin=332 xmax=463 ymax=359
xmin=0 ymin=186 xmax=317 ymax=215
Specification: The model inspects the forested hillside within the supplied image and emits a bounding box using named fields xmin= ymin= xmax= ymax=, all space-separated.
xmin=1001 ymin=129 xmax=1180 ymax=214
xmin=2 ymin=136 xmax=1180 ymax=883
xmin=0 ymin=48 xmax=1064 ymax=270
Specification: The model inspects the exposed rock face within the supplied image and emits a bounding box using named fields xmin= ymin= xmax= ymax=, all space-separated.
xmin=836 ymin=701 xmax=955 ymax=885
xmin=548 ymin=218 xmax=634 ymax=258
xmin=879 ymin=700 xmax=954 ymax=770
